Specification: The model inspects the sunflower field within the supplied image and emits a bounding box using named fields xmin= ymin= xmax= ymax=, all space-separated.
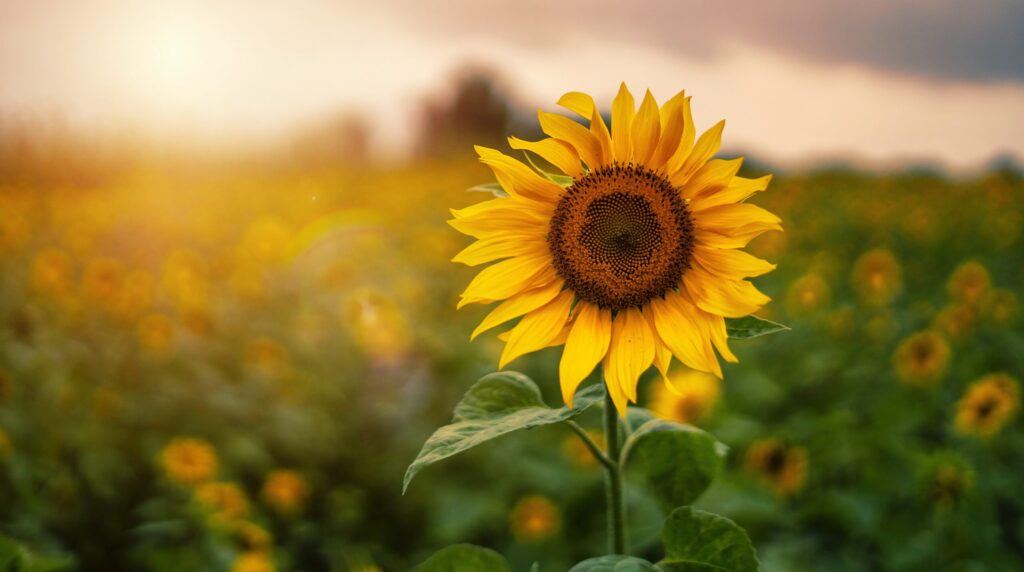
xmin=1 ymin=127 xmax=1023 ymax=571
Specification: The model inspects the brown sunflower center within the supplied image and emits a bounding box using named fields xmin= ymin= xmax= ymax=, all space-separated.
xmin=548 ymin=164 xmax=694 ymax=311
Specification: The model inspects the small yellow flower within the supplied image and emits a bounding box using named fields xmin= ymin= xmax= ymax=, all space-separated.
xmin=932 ymin=304 xmax=976 ymax=340
xmin=162 ymin=249 xmax=209 ymax=310
xmin=947 ymin=261 xmax=991 ymax=307
xmin=744 ymin=438 xmax=807 ymax=497
xmin=955 ymin=373 xmax=1019 ymax=438
xmin=233 ymin=521 xmax=272 ymax=551
xmin=786 ymin=273 xmax=830 ymax=314
xmin=137 ymin=312 xmax=174 ymax=354
xmin=196 ymin=481 xmax=250 ymax=523
xmin=510 ymin=495 xmax=561 ymax=543
xmin=851 ymin=249 xmax=901 ymax=306
xmin=563 ymin=429 xmax=605 ymax=469
xmin=31 ymin=248 xmax=74 ymax=298
xmin=650 ymin=368 xmax=720 ymax=425
xmin=261 ymin=470 xmax=309 ymax=514
xmin=81 ymin=257 xmax=124 ymax=306
xmin=926 ymin=458 xmax=973 ymax=510
xmin=160 ymin=438 xmax=218 ymax=486
xmin=231 ymin=551 xmax=275 ymax=572
xmin=893 ymin=331 xmax=951 ymax=386
xmin=985 ymin=288 xmax=1018 ymax=326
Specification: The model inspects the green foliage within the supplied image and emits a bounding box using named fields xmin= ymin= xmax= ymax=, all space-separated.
xmin=403 ymin=372 xmax=603 ymax=492
xmin=415 ymin=544 xmax=510 ymax=572
xmin=621 ymin=418 xmax=725 ymax=510
xmin=724 ymin=316 xmax=789 ymax=339
xmin=569 ymin=555 xmax=663 ymax=571
xmin=0 ymin=535 xmax=72 ymax=572
xmin=659 ymin=508 xmax=759 ymax=572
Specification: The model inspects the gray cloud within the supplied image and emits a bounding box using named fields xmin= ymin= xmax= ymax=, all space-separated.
xmin=379 ymin=0 xmax=1024 ymax=82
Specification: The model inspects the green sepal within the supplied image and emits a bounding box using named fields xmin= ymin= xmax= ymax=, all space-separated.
xmin=403 ymin=372 xmax=603 ymax=493
xmin=725 ymin=316 xmax=789 ymax=339
xmin=467 ymin=182 xmax=508 ymax=197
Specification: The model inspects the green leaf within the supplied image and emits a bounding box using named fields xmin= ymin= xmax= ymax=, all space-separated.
xmin=520 ymin=151 xmax=575 ymax=187
xmin=529 ymin=564 xmax=540 ymax=572
xmin=659 ymin=508 xmax=759 ymax=572
xmin=725 ymin=316 xmax=789 ymax=340
xmin=0 ymin=534 xmax=73 ymax=572
xmin=415 ymin=544 xmax=510 ymax=572
xmin=569 ymin=555 xmax=663 ymax=571
xmin=403 ymin=372 xmax=604 ymax=492
xmin=621 ymin=419 xmax=725 ymax=510
xmin=467 ymin=182 xmax=508 ymax=198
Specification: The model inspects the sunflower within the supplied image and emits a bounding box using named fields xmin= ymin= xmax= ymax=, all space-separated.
xmin=451 ymin=84 xmax=779 ymax=414
xmin=160 ymin=437 xmax=218 ymax=486
xmin=509 ymin=494 xmax=562 ymax=543
xmin=851 ymin=248 xmax=901 ymax=306
xmin=947 ymin=261 xmax=991 ymax=307
xmin=744 ymin=438 xmax=808 ymax=497
xmin=232 ymin=551 xmax=276 ymax=572
xmin=261 ymin=469 xmax=309 ymax=514
xmin=954 ymin=373 xmax=1019 ymax=438
xmin=892 ymin=330 xmax=951 ymax=386
xmin=195 ymin=481 xmax=250 ymax=524
xmin=650 ymin=367 xmax=720 ymax=425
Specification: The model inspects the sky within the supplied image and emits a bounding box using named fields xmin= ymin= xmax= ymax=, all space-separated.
xmin=2 ymin=0 xmax=1023 ymax=168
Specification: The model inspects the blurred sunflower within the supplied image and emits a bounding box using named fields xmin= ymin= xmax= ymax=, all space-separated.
xmin=947 ymin=261 xmax=991 ymax=307
xmin=451 ymin=84 xmax=779 ymax=414
xmin=955 ymin=373 xmax=1019 ymax=438
xmin=31 ymin=248 xmax=74 ymax=298
xmin=261 ymin=469 xmax=309 ymax=515
xmin=81 ymin=257 xmax=124 ymax=307
xmin=985 ymin=288 xmax=1018 ymax=326
xmin=650 ymin=367 xmax=720 ymax=425
xmin=785 ymin=273 xmax=830 ymax=314
xmin=932 ymin=304 xmax=976 ymax=340
xmin=744 ymin=438 xmax=808 ymax=497
xmin=231 ymin=551 xmax=275 ymax=572
xmin=851 ymin=248 xmax=901 ymax=306
xmin=233 ymin=521 xmax=272 ymax=552
xmin=563 ymin=428 xmax=604 ymax=469
xmin=892 ymin=330 xmax=951 ymax=386
xmin=195 ymin=481 xmax=250 ymax=524
xmin=160 ymin=438 xmax=218 ymax=486
xmin=509 ymin=494 xmax=562 ymax=543
xmin=923 ymin=455 xmax=974 ymax=511
xmin=137 ymin=312 xmax=175 ymax=354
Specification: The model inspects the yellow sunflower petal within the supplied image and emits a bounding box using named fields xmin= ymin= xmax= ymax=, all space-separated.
xmin=611 ymin=82 xmax=636 ymax=163
xmin=499 ymin=290 xmax=574 ymax=368
xmin=452 ymin=235 xmax=547 ymax=266
xmin=702 ymin=310 xmax=738 ymax=363
xmin=693 ymin=246 xmax=776 ymax=279
xmin=665 ymin=96 xmax=696 ymax=174
xmin=458 ymin=253 xmax=553 ymax=308
xmin=692 ymin=174 xmax=773 ymax=210
xmin=556 ymin=91 xmax=612 ymax=166
xmin=693 ymin=203 xmax=782 ymax=233
xmin=670 ymin=120 xmax=725 ymax=187
xmin=559 ymin=302 xmax=612 ymax=406
xmin=508 ymin=136 xmax=582 ymax=178
xmin=648 ymin=312 xmax=673 ymax=382
xmin=601 ymin=354 xmax=631 ymax=417
xmin=649 ymin=90 xmax=686 ymax=170
xmin=448 ymin=207 xmax=548 ymax=239
xmin=649 ymin=291 xmax=721 ymax=377
xmin=631 ymin=89 xmax=661 ymax=165
xmin=683 ymin=158 xmax=743 ymax=200
xmin=471 ymin=279 xmax=565 ymax=340
xmin=475 ymin=146 xmax=562 ymax=203
xmin=683 ymin=266 xmax=771 ymax=318
xmin=537 ymin=111 xmax=603 ymax=170
xmin=605 ymin=307 xmax=655 ymax=404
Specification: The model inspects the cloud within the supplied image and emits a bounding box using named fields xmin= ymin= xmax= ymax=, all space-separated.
xmin=377 ymin=0 xmax=1024 ymax=82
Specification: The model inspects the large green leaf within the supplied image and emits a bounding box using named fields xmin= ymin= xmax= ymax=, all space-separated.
xmin=659 ymin=508 xmax=759 ymax=572
xmin=725 ymin=316 xmax=789 ymax=340
xmin=569 ymin=555 xmax=663 ymax=571
xmin=415 ymin=544 xmax=510 ymax=572
xmin=621 ymin=418 xmax=725 ymax=510
xmin=403 ymin=372 xmax=603 ymax=492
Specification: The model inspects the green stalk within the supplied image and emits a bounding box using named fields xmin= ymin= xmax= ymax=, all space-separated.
xmin=603 ymin=381 xmax=627 ymax=554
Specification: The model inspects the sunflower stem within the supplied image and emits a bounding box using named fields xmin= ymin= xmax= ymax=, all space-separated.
xmin=602 ymin=382 xmax=627 ymax=554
